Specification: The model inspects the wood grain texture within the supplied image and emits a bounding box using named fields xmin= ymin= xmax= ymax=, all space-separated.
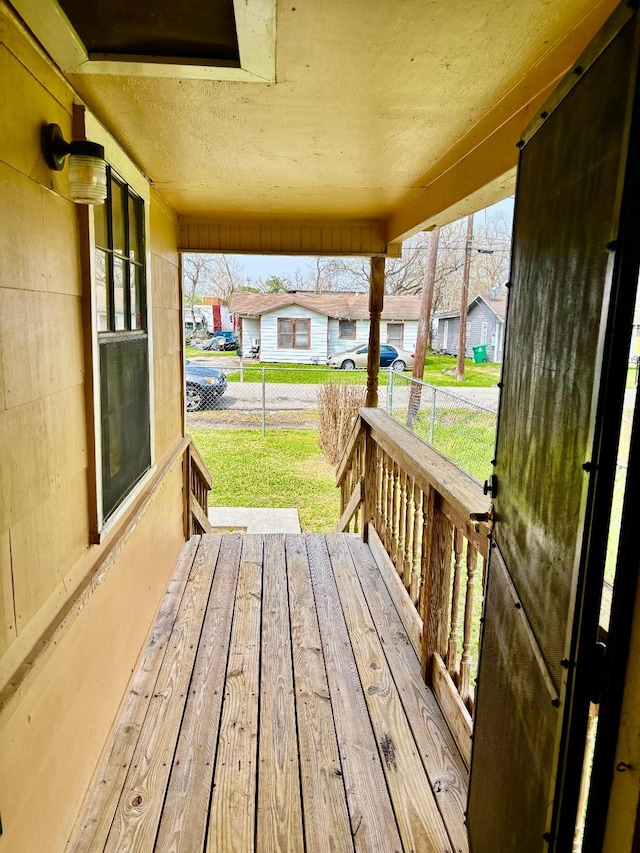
xmin=207 ymin=536 xmax=264 ymax=853
xmin=257 ymin=534 xmax=304 ymax=853
xmin=306 ymin=534 xmax=403 ymax=853
xmin=103 ymin=534 xmax=223 ymax=852
xmin=347 ymin=536 xmax=469 ymax=853
xmin=67 ymin=536 xmax=200 ymax=853
xmin=359 ymin=409 xmax=491 ymax=554
xmin=432 ymin=654 xmax=473 ymax=769
xmin=326 ymin=534 xmax=454 ymax=853
xmin=337 ymin=478 xmax=363 ymax=533
xmin=285 ymin=535 xmax=354 ymax=853
xmin=367 ymin=524 xmax=422 ymax=658
xmin=155 ymin=534 xmax=244 ymax=852
xmin=70 ymin=533 xmax=466 ymax=853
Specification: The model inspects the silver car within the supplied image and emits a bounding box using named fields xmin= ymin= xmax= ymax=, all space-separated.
xmin=327 ymin=344 xmax=414 ymax=371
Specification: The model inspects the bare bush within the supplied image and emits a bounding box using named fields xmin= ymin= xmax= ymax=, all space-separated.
xmin=317 ymin=383 xmax=367 ymax=465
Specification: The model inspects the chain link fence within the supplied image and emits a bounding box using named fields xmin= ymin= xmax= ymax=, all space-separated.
xmin=386 ymin=370 xmax=498 ymax=483
xmin=186 ymin=362 xmax=498 ymax=483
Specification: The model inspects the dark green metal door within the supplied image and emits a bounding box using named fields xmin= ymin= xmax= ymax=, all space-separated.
xmin=468 ymin=6 xmax=640 ymax=851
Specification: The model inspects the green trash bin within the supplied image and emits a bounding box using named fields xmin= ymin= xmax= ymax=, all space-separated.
xmin=472 ymin=345 xmax=488 ymax=363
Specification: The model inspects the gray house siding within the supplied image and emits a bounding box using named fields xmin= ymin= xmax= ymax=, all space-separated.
xmin=435 ymin=299 xmax=504 ymax=361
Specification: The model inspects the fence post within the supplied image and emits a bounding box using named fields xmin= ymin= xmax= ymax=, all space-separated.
xmin=387 ymin=365 xmax=394 ymax=413
xmin=261 ymin=368 xmax=266 ymax=436
xmin=429 ymin=386 xmax=436 ymax=444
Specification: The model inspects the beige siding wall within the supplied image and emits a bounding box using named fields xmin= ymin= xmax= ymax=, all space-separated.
xmin=151 ymin=189 xmax=184 ymax=459
xmin=0 ymin=8 xmax=185 ymax=852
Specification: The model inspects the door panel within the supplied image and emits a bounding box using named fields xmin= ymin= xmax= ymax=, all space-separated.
xmin=468 ymin=9 xmax=639 ymax=851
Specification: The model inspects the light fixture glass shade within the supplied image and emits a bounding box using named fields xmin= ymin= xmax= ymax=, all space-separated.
xmin=68 ymin=154 xmax=108 ymax=205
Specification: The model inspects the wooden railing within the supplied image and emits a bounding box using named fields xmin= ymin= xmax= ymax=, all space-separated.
xmin=184 ymin=436 xmax=213 ymax=537
xmin=336 ymin=409 xmax=491 ymax=765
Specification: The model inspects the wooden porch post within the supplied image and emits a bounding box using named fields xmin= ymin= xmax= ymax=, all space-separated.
xmin=366 ymin=256 xmax=385 ymax=408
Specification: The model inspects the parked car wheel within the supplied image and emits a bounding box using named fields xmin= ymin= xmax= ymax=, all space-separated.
xmin=391 ymin=359 xmax=406 ymax=372
xmin=341 ymin=359 xmax=356 ymax=370
xmin=186 ymin=383 xmax=204 ymax=412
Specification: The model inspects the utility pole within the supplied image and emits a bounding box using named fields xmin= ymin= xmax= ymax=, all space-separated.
xmin=407 ymin=226 xmax=440 ymax=427
xmin=457 ymin=213 xmax=474 ymax=382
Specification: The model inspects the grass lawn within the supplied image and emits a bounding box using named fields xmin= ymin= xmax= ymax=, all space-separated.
xmin=185 ymin=345 xmax=229 ymax=359
xmin=187 ymin=353 xmax=501 ymax=388
xmin=421 ymin=354 xmax=501 ymax=387
xmin=408 ymin=408 xmax=497 ymax=483
xmin=190 ymin=428 xmax=340 ymax=532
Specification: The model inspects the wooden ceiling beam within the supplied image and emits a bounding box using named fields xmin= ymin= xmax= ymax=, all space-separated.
xmin=177 ymin=218 xmax=401 ymax=257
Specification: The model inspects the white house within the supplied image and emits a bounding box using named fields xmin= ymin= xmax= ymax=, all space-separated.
xmin=229 ymin=292 xmax=422 ymax=364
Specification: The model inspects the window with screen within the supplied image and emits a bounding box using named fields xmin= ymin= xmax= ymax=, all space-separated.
xmin=94 ymin=170 xmax=151 ymax=521
xmin=387 ymin=322 xmax=404 ymax=346
xmin=277 ymin=318 xmax=311 ymax=349
xmin=339 ymin=319 xmax=356 ymax=339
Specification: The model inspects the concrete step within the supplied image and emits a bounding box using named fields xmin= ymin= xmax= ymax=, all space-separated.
xmin=208 ymin=506 xmax=301 ymax=533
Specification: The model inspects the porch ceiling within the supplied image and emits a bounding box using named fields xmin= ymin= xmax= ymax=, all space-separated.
xmin=18 ymin=0 xmax=617 ymax=243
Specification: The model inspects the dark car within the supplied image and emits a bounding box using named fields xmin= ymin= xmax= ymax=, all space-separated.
xmin=185 ymin=360 xmax=228 ymax=411
xmin=203 ymin=330 xmax=238 ymax=351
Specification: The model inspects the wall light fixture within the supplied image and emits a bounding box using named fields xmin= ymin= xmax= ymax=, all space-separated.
xmin=41 ymin=123 xmax=107 ymax=205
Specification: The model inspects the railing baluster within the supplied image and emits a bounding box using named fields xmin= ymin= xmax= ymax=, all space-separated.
xmin=421 ymin=492 xmax=453 ymax=682
xmin=385 ymin=453 xmax=394 ymax=556
xmin=411 ymin=483 xmax=422 ymax=607
xmin=391 ymin=461 xmax=400 ymax=574
xmin=447 ymin=529 xmax=464 ymax=679
xmin=459 ymin=543 xmax=477 ymax=707
xmin=401 ymin=472 xmax=412 ymax=592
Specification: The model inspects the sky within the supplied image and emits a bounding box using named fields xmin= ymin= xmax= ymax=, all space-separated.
xmin=227 ymin=197 xmax=515 ymax=280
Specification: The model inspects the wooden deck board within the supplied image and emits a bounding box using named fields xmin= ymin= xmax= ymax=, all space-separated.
xmin=156 ymin=534 xmax=243 ymax=852
xmin=69 ymin=532 xmax=467 ymax=853
xmin=104 ymin=534 xmax=223 ymax=852
xmin=257 ymin=534 xmax=304 ymax=852
xmin=207 ymin=536 xmax=264 ymax=853
xmin=68 ymin=536 xmax=201 ymax=853
xmin=326 ymin=534 xmax=453 ymax=853
xmin=306 ymin=535 xmax=404 ymax=853
xmin=346 ymin=535 xmax=469 ymax=853
xmin=285 ymin=535 xmax=354 ymax=853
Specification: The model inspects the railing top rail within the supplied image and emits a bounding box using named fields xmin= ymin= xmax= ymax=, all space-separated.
xmin=335 ymin=414 xmax=366 ymax=486
xmin=359 ymin=408 xmax=491 ymax=537
xmin=187 ymin=434 xmax=213 ymax=489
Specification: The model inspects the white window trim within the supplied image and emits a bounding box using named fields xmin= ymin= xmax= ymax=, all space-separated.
xmin=83 ymin=110 xmax=156 ymax=539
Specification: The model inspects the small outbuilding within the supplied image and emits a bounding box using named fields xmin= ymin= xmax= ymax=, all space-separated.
xmin=434 ymin=289 xmax=508 ymax=362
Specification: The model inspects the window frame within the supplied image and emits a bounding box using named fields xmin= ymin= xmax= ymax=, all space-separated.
xmin=338 ymin=318 xmax=357 ymax=340
xmin=480 ymin=321 xmax=488 ymax=345
xmin=82 ymin=110 xmax=156 ymax=542
xmin=277 ymin=317 xmax=311 ymax=349
xmin=386 ymin=322 xmax=404 ymax=347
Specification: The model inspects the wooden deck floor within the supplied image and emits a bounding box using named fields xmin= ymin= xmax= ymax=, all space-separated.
xmin=69 ymin=534 xmax=469 ymax=853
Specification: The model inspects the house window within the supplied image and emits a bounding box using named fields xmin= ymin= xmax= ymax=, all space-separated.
xmin=94 ymin=170 xmax=151 ymax=521
xmin=277 ymin=318 xmax=310 ymax=349
xmin=339 ymin=319 xmax=356 ymax=339
xmin=387 ymin=323 xmax=404 ymax=346
xmin=480 ymin=321 xmax=488 ymax=345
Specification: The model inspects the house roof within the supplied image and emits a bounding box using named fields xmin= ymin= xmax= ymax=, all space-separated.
xmin=437 ymin=292 xmax=508 ymax=322
xmin=17 ymin=0 xmax=615 ymax=249
xmin=230 ymin=292 xmax=422 ymax=320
